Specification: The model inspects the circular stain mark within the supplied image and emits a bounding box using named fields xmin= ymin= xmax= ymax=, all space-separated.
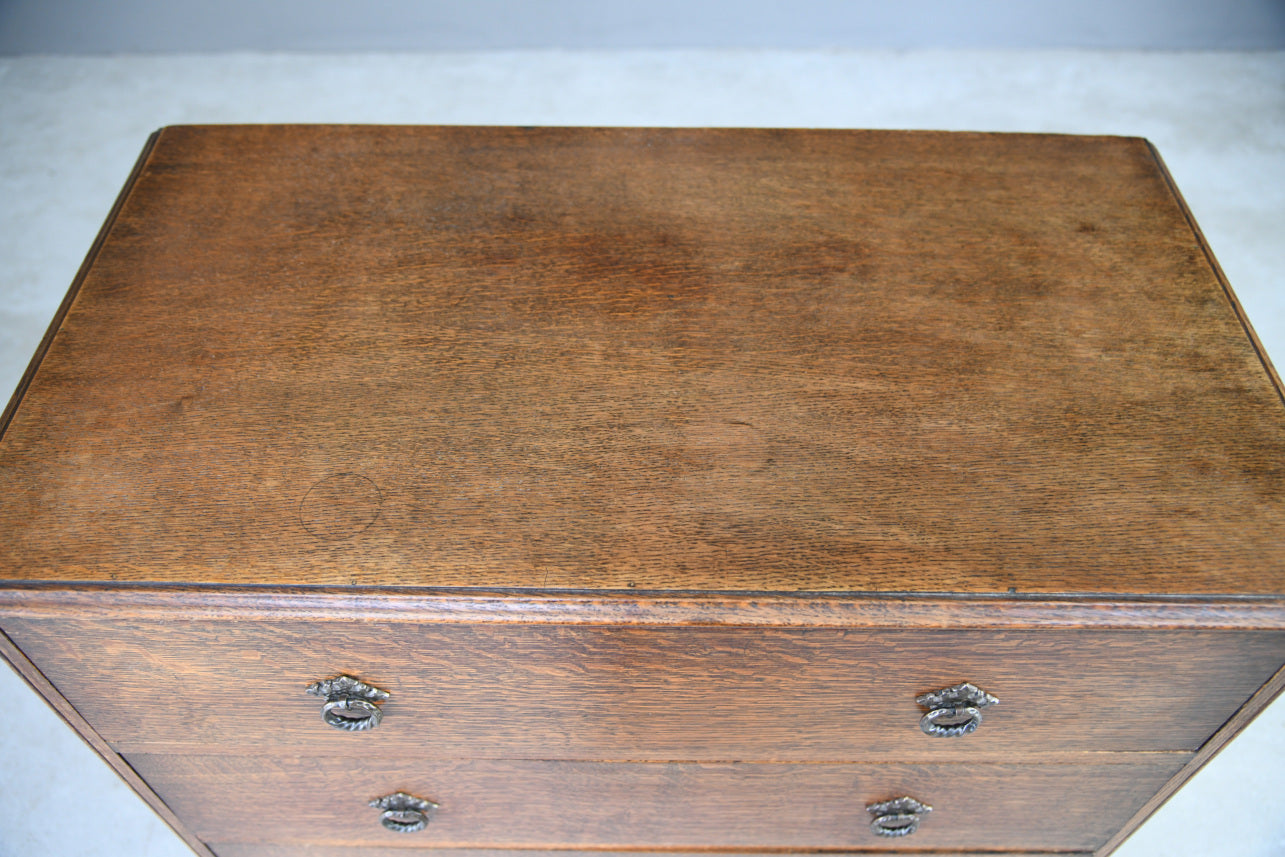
xmin=299 ymin=473 xmax=383 ymax=540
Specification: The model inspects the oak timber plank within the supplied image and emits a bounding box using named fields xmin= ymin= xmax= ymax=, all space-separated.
xmin=0 ymin=126 xmax=1281 ymax=594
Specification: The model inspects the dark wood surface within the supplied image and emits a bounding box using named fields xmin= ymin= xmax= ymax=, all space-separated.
xmin=5 ymin=615 xmax=1280 ymax=759
xmin=0 ymin=628 xmax=215 ymax=857
xmin=127 ymin=754 xmax=1186 ymax=851
xmin=1097 ymin=657 xmax=1285 ymax=856
xmin=6 ymin=583 xmax=1285 ymax=630
xmin=0 ymin=125 xmax=1282 ymax=594
xmin=1144 ymin=139 xmax=1285 ymax=402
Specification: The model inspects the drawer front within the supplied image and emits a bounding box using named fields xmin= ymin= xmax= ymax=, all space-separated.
xmin=127 ymin=755 xmax=1184 ymax=852
xmin=5 ymin=617 xmax=1283 ymax=760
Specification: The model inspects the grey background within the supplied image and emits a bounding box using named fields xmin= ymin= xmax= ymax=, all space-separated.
xmin=2 ymin=0 xmax=1285 ymax=53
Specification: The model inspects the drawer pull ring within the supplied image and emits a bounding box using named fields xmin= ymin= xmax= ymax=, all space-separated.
xmin=306 ymin=675 xmax=390 ymax=731
xmin=916 ymin=682 xmax=998 ymax=737
xmin=370 ymin=792 xmax=439 ymax=833
xmin=867 ymin=796 xmax=931 ymax=837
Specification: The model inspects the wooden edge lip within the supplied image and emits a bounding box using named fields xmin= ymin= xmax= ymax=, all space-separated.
xmin=108 ymin=742 xmax=1190 ymax=767
xmin=0 ymin=129 xmax=163 ymax=445
xmin=163 ymin=122 xmax=1144 ymax=142
xmin=0 ymin=626 xmax=217 ymax=857
xmin=1144 ymin=138 xmax=1285 ymax=409
xmin=205 ymin=849 xmax=1092 ymax=857
xmin=2 ymin=584 xmax=1285 ymax=629
xmin=1094 ymin=657 xmax=1285 ymax=856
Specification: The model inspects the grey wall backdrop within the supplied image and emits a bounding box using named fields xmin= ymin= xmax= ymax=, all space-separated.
xmin=2 ymin=0 xmax=1285 ymax=54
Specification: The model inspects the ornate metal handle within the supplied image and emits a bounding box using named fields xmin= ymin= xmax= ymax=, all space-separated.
xmin=867 ymin=796 xmax=932 ymax=837
xmin=370 ymin=792 xmax=438 ymax=833
xmin=305 ymin=675 xmax=390 ymax=731
xmin=916 ymin=682 xmax=998 ymax=737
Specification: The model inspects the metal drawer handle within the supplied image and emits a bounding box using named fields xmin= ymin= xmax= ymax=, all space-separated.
xmin=867 ymin=796 xmax=932 ymax=837
xmin=305 ymin=675 xmax=390 ymax=731
xmin=916 ymin=682 xmax=998 ymax=737
xmin=370 ymin=792 xmax=439 ymax=833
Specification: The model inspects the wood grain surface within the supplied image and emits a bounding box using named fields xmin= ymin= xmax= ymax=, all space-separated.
xmin=7 ymin=615 xmax=1280 ymax=759
xmin=0 ymin=627 xmax=215 ymax=857
xmin=0 ymin=125 xmax=1281 ymax=593
xmin=6 ymin=584 xmax=1285 ymax=630
xmin=1096 ymin=657 xmax=1285 ymax=856
xmin=127 ymin=754 xmax=1186 ymax=851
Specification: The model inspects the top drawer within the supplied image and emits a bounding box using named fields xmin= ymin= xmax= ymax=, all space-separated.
xmin=4 ymin=615 xmax=1282 ymax=761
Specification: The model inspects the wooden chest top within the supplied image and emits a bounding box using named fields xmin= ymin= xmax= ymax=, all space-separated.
xmin=1 ymin=125 xmax=1282 ymax=596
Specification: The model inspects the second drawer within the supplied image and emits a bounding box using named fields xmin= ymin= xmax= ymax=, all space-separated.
xmin=127 ymin=755 xmax=1186 ymax=853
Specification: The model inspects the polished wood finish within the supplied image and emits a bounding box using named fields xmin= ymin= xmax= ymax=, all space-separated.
xmin=0 ymin=127 xmax=1282 ymax=857
xmin=128 ymin=754 xmax=1185 ymax=851
xmin=4 ymin=583 xmax=1285 ymax=630
xmin=1 ymin=126 xmax=1282 ymax=594
xmin=5 ymin=614 xmax=1280 ymax=760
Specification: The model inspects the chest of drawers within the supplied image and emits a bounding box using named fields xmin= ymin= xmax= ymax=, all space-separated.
xmin=1 ymin=125 xmax=1283 ymax=857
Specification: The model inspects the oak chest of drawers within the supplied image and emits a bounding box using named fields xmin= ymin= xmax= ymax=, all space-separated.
xmin=2 ymin=125 xmax=1283 ymax=857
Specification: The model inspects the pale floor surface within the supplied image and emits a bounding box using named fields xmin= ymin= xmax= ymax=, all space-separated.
xmin=0 ymin=51 xmax=1282 ymax=857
